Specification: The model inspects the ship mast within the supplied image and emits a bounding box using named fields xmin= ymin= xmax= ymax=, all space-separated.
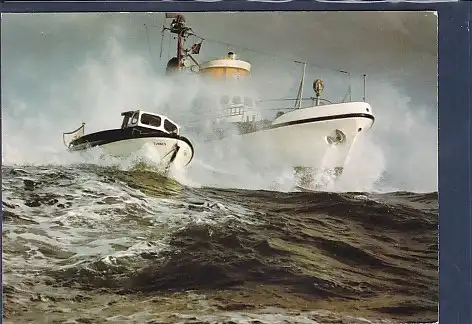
xmin=162 ymin=13 xmax=203 ymax=75
xmin=294 ymin=61 xmax=306 ymax=109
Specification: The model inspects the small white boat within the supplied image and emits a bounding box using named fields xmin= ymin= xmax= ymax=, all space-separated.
xmin=62 ymin=110 xmax=194 ymax=171
xmin=154 ymin=13 xmax=375 ymax=180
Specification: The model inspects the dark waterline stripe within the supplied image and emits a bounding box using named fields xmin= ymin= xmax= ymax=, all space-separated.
xmin=269 ymin=113 xmax=375 ymax=130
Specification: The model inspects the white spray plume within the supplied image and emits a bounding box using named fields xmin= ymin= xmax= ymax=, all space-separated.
xmin=2 ymin=13 xmax=437 ymax=193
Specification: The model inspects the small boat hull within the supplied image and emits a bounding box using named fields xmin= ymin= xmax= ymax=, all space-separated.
xmin=69 ymin=126 xmax=194 ymax=170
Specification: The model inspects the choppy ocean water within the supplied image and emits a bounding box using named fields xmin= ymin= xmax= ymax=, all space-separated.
xmin=2 ymin=164 xmax=437 ymax=324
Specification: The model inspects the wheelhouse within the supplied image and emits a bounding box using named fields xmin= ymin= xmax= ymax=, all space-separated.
xmin=120 ymin=110 xmax=180 ymax=135
xmin=216 ymin=94 xmax=262 ymax=123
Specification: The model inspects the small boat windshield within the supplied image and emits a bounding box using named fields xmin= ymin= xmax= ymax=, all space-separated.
xmin=141 ymin=113 xmax=162 ymax=128
xmin=164 ymin=119 xmax=178 ymax=134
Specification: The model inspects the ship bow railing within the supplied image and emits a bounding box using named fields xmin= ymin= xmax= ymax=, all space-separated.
xmin=63 ymin=122 xmax=85 ymax=148
xmin=257 ymin=97 xmax=334 ymax=112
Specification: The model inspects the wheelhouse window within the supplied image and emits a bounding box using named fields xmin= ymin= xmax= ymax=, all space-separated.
xmin=130 ymin=112 xmax=139 ymax=125
xmin=220 ymin=95 xmax=229 ymax=106
xmin=228 ymin=107 xmax=242 ymax=116
xmin=140 ymin=113 xmax=162 ymax=128
xmin=244 ymin=97 xmax=253 ymax=108
xmin=164 ymin=119 xmax=178 ymax=134
xmin=232 ymin=96 xmax=242 ymax=105
xmin=121 ymin=115 xmax=130 ymax=129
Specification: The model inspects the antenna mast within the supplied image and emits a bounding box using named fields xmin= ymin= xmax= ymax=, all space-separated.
xmin=165 ymin=13 xmax=190 ymax=67
xmin=295 ymin=62 xmax=306 ymax=109
xmin=161 ymin=13 xmax=203 ymax=75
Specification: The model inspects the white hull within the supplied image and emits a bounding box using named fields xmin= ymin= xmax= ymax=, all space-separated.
xmin=204 ymin=102 xmax=374 ymax=173
xmin=92 ymin=137 xmax=193 ymax=170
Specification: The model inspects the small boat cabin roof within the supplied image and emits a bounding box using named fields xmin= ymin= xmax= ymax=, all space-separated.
xmin=120 ymin=110 xmax=181 ymax=135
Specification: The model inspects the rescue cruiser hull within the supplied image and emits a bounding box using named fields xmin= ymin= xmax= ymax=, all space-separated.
xmin=204 ymin=102 xmax=374 ymax=176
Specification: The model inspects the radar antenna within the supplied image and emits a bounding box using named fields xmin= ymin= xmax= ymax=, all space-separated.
xmin=313 ymin=79 xmax=324 ymax=106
